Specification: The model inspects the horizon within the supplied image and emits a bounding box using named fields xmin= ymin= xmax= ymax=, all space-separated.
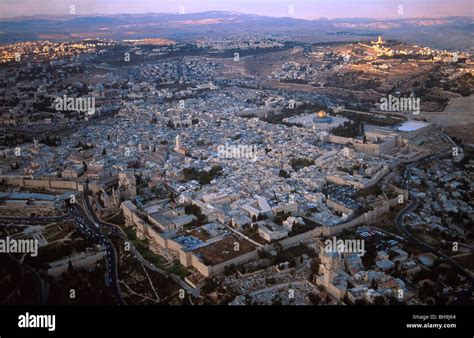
xmin=3 ymin=10 xmax=473 ymax=21
xmin=1 ymin=0 xmax=473 ymax=19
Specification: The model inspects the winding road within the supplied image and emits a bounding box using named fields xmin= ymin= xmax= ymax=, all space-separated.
xmin=81 ymin=188 xmax=200 ymax=298
xmin=395 ymin=134 xmax=473 ymax=301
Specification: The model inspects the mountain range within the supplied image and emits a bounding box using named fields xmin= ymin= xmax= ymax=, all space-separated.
xmin=0 ymin=11 xmax=472 ymax=50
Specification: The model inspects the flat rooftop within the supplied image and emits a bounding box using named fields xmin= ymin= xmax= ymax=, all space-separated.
xmin=174 ymin=235 xmax=205 ymax=251
xmin=397 ymin=121 xmax=431 ymax=132
xmin=193 ymin=234 xmax=256 ymax=266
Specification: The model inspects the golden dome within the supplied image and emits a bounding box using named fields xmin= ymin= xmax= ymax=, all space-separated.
xmin=317 ymin=110 xmax=327 ymax=118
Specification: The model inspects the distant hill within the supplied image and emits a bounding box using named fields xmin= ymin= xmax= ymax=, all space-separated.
xmin=0 ymin=12 xmax=472 ymax=50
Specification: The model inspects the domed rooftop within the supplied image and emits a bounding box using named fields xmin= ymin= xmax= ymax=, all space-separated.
xmin=313 ymin=110 xmax=333 ymax=124
xmin=317 ymin=110 xmax=327 ymax=118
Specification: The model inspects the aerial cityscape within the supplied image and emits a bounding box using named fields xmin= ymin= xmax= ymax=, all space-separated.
xmin=0 ymin=1 xmax=472 ymax=334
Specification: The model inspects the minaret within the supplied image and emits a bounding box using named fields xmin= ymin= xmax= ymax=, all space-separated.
xmin=175 ymin=135 xmax=181 ymax=152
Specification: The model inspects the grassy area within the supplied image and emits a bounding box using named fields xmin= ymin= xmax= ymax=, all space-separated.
xmin=123 ymin=226 xmax=189 ymax=278
xmin=168 ymin=261 xmax=189 ymax=278
xmin=141 ymin=250 xmax=166 ymax=267
xmin=123 ymin=226 xmax=165 ymax=266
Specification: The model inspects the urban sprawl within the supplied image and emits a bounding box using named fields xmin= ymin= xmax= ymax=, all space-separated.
xmin=0 ymin=34 xmax=473 ymax=306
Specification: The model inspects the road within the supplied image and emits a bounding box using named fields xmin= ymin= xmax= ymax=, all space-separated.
xmin=70 ymin=201 xmax=125 ymax=305
xmin=395 ymin=196 xmax=473 ymax=298
xmin=81 ymin=188 xmax=200 ymax=298
xmin=395 ymin=134 xmax=473 ymax=301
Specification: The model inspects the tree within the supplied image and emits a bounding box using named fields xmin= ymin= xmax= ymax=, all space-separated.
xmin=388 ymin=296 xmax=401 ymax=305
xmin=370 ymin=279 xmax=378 ymax=290
xmin=67 ymin=260 xmax=74 ymax=273
xmin=258 ymin=249 xmax=270 ymax=259
xmin=274 ymin=242 xmax=283 ymax=254
xmin=309 ymin=293 xmax=321 ymax=305
xmin=102 ymin=148 xmax=107 ymax=155
xmin=279 ymin=169 xmax=289 ymax=178
xmin=201 ymin=278 xmax=217 ymax=294
xmin=362 ymin=241 xmax=377 ymax=268
xmin=168 ymin=192 xmax=175 ymax=203
xmin=223 ymin=265 xmax=236 ymax=276
xmin=422 ymin=281 xmax=436 ymax=298
xmin=184 ymin=204 xmax=206 ymax=225
xmin=310 ymin=258 xmax=321 ymax=274
xmin=373 ymin=296 xmax=385 ymax=305
xmin=272 ymin=298 xmax=282 ymax=306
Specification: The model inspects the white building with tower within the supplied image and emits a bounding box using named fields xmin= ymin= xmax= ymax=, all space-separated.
xmin=174 ymin=134 xmax=186 ymax=155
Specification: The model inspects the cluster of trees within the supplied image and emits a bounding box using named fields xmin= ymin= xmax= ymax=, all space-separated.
xmin=40 ymin=135 xmax=61 ymax=147
xmin=309 ymin=257 xmax=321 ymax=281
xmin=288 ymin=222 xmax=315 ymax=237
xmin=339 ymin=110 xmax=403 ymax=127
xmin=361 ymin=240 xmax=378 ymax=268
xmin=325 ymin=71 xmax=381 ymax=91
xmin=74 ymin=140 xmax=94 ymax=150
xmin=426 ymin=67 xmax=472 ymax=97
xmin=10 ymin=161 xmax=20 ymax=170
xmin=274 ymin=243 xmax=315 ymax=266
xmin=201 ymin=278 xmax=217 ymax=294
xmin=262 ymin=102 xmax=327 ymax=125
xmin=279 ymin=169 xmax=290 ymax=178
xmin=182 ymin=165 xmax=223 ymax=185
xmin=331 ymin=120 xmax=363 ymax=138
xmin=290 ymin=157 xmax=314 ymax=171
xmin=1 ymin=134 xmax=32 ymax=146
xmin=184 ymin=204 xmax=206 ymax=225
xmin=274 ymin=211 xmax=292 ymax=225
xmin=223 ymin=264 xmax=237 ymax=276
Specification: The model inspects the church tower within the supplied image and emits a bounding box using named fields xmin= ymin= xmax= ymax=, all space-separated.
xmin=175 ymin=134 xmax=181 ymax=152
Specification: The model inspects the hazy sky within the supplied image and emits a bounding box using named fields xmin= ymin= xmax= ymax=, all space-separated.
xmin=1 ymin=0 xmax=472 ymax=19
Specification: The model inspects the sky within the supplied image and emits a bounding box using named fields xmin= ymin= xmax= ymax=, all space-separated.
xmin=0 ymin=0 xmax=472 ymax=19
